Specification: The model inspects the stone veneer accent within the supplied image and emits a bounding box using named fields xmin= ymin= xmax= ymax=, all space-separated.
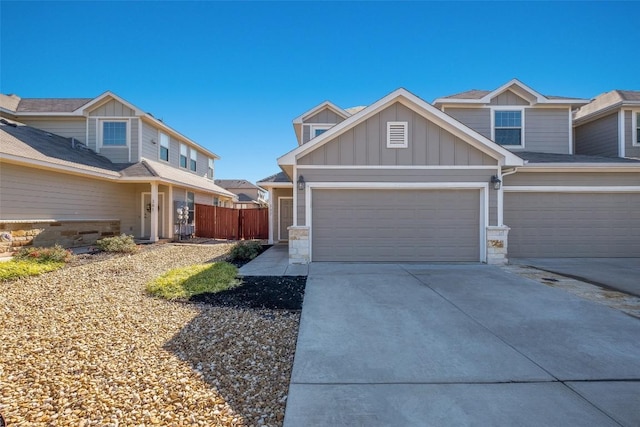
xmin=486 ymin=226 xmax=510 ymax=265
xmin=0 ymin=220 xmax=120 ymax=255
xmin=288 ymin=226 xmax=310 ymax=264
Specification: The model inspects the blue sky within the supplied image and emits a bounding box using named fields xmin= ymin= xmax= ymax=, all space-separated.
xmin=2 ymin=1 xmax=639 ymax=184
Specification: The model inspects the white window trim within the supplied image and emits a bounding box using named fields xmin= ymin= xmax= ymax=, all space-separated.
xmin=158 ymin=131 xmax=170 ymax=163
xmin=490 ymin=107 xmax=525 ymax=149
xmin=632 ymin=110 xmax=640 ymax=147
xmin=386 ymin=121 xmax=408 ymax=148
xmin=207 ymin=158 xmax=215 ymax=180
xmin=98 ymin=119 xmax=129 ymax=149
xmin=179 ymin=143 xmax=188 ymax=169
xmin=304 ymin=182 xmax=489 ymax=263
xmin=309 ymin=124 xmax=332 ymax=140
xmin=189 ymin=149 xmax=198 ymax=172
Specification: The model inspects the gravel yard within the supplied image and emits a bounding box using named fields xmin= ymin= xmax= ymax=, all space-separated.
xmin=0 ymin=243 xmax=302 ymax=426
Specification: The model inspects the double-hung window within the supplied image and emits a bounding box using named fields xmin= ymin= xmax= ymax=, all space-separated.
xmin=159 ymin=133 xmax=169 ymax=162
xmin=102 ymin=121 xmax=127 ymax=146
xmin=494 ymin=110 xmax=523 ymax=146
xmin=635 ymin=112 xmax=640 ymax=145
xmin=207 ymin=158 xmax=214 ymax=179
xmin=180 ymin=144 xmax=188 ymax=168
xmin=190 ymin=149 xmax=197 ymax=172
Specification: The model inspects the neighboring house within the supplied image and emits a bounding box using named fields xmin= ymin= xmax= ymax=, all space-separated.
xmin=214 ymin=179 xmax=268 ymax=209
xmin=573 ymin=90 xmax=640 ymax=158
xmin=260 ymin=79 xmax=640 ymax=264
xmin=0 ymin=92 xmax=236 ymax=252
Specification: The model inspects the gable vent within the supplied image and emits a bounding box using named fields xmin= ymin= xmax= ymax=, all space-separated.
xmin=387 ymin=121 xmax=408 ymax=148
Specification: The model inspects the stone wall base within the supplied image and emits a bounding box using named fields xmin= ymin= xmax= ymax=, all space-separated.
xmin=0 ymin=220 xmax=121 ymax=255
xmin=288 ymin=226 xmax=310 ymax=264
xmin=486 ymin=226 xmax=510 ymax=265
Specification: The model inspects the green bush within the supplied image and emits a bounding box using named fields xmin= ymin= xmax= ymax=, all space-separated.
xmin=0 ymin=260 xmax=65 ymax=281
xmin=228 ymin=241 xmax=263 ymax=261
xmin=14 ymin=244 xmax=73 ymax=263
xmin=146 ymin=262 xmax=238 ymax=300
xmin=96 ymin=234 xmax=138 ymax=253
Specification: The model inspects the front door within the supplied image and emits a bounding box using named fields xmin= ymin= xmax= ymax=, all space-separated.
xmin=279 ymin=197 xmax=294 ymax=241
xmin=142 ymin=193 xmax=164 ymax=238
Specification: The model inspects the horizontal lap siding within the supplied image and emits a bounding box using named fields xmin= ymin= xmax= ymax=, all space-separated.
xmin=505 ymin=192 xmax=640 ymax=257
xmin=504 ymin=172 xmax=640 ymax=186
xmin=18 ymin=118 xmax=87 ymax=143
xmin=524 ymin=109 xmax=570 ymax=154
xmin=141 ymin=122 xmax=158 ymax=160
xmin=0 ymin=163 xmax=137 ymax=233
xmin=575 ymin=112 xmax=618 ymax=156
xmin=444 ymin=108 xmax=491 ymax=139
xmin=312 ymin=189 xmax=480 ymax=262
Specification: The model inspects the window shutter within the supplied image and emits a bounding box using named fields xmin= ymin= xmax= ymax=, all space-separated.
xmin=387 ymin=121 xmax=408 ymax=148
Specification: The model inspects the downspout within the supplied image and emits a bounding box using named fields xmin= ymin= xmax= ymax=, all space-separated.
xmin=497 ymin=167 xmax=519 ymax=226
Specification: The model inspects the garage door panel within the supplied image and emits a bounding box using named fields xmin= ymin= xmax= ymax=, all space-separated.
xmin=505 ymin=193 xmax=640 ymax=258
xmin=312 ymin=189 xmax=480 ymax=262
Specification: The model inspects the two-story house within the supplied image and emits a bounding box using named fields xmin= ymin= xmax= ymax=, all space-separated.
xmin=214 ymin=179 xmax=267 ymax=209
xmin=259 ymin=79 xmax=640 ymax=264
xmin=0 ymin=91 xmax=235 ymax=252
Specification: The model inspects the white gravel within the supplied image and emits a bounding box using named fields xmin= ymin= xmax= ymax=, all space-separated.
xmin=0 ymin=243 xmax=300 ymax=426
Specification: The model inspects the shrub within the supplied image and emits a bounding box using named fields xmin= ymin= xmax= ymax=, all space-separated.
xmin=228 ymin=241 xmax=263 ymax=261
xmin=0 ymin=260 xmax=65 ymax=281
xmin=14 ymin=244 xmax=73 ymax=263
xmin=146 ymin=262 xmax=238 ymax=300
xmin=96 ymin=234 xmax=138 ymax=253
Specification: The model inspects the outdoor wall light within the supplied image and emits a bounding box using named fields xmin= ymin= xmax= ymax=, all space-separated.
xmin=491 ymin=175 xmax=502 ymax=190
xmin=297 ymin=175 xmax=305 ymax=191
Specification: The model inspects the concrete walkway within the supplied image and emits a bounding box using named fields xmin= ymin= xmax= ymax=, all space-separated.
xmin=284 ymin=263 xmax=640 ymax=426
xmin=513 ymin=258 xmax=640 ymax=297
xmin=238 ymin=244 xmax=308 ymax=276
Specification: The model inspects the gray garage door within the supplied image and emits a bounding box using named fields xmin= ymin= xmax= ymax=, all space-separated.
xmin=505 ymin=192 xmax=640 ymax=257
xmin=312 ymin=189 xmax=480 ymax=262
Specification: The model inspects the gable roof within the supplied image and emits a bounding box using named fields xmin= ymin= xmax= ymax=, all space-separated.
xmin=279 ymin=88 xmax=524 ymax=167
xmin=0 ymin=119 xmax=235 ymax=197
xmin=433 ymin=79 xmax=589 ymax=106
xmin=292 ymin=100 xmax=350 ymax=124
xmin=574 ymin=89 xmax=640 ymax=123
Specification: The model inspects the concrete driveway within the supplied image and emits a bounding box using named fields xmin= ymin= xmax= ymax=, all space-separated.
xmin=512 ymin=258 xmax=640 ymax=297
xmin=284 ymin=263 xmax=640 ymax=427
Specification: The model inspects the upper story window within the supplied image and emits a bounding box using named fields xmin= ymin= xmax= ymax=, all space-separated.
xmin=635 ymin=112 xmax=640 ymax=145
xmin=207 ymin=158 xmax=214 ymax=179
xmin=190 ymin=149 xmax=197 ymax=172
xmin=180 ymin=144 xmax=188 ymax=168
xmin=102 ymin=121 xmax=127 ymax=146
xmin=494 ymin=110 xmax=523 ymax=146
xmin=159 ymin=132 xmax=169 ymax=162
xmin=310 ymin=125 xmax=331 ymax=138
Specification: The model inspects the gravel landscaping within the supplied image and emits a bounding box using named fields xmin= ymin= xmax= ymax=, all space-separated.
xmin=0 ymin=243 xmax=304 ymax=426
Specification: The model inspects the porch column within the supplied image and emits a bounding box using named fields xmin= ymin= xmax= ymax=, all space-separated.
xmin=268 ymin=188 xmax=274 ymax=244
xmin=150 ymin=182 xmax=159 ymax=242
xmin=167 ymin=185 xmax=174 ymax=239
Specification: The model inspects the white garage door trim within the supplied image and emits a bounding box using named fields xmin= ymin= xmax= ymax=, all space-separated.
xmin=304 ymin=182 xmax=489 ymax=262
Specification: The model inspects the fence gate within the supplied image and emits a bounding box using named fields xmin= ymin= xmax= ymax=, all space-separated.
xmin=195 ymin=204 xmax=268 ymax=240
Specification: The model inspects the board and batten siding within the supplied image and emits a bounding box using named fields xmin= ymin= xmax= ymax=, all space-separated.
xmin=295 ymin=168 xmax=497 ymax=227
xmin=523 ymin=108 xmax=570 ymax=154
xmin=88 ymin=99 xmax=136 ymax=117
xmin=0 ymin=163 xmax=137 ymax=232
xmin=443 ymin=108 xmax=491 ymax=139
xmin=625 ymin=110 xmax=640 ymax=158
xmin=489 ymin=90 xmax=530 ymax=106
xmin=504 ymin=172 xmax=640 ymax=187
xmin=574 ymin=112 xmax=618 ymax=157
xmin=298 ymin=102 xmax=497 ymax=167
xmin=18 ymin=118 xmax=87 ymax=143
xmin=304 ymin=109 xmax=345 ymax=124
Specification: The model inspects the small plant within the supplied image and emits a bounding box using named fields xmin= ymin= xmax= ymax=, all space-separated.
xmin=96 ymin=234 xmax=138 ymax=253
xmin=146 ymin=262 xmax=238 ymax=300
xmin=0 ymin=260 xmax=65 ymax=281
xmin=228 ymin=241 xmax=263 ymax=262
xmin=14 ymin=244 xmax=73 ymax=263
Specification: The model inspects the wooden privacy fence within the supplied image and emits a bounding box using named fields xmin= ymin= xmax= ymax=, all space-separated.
xmin=195 ymin=204 xmax=268 ymax=240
